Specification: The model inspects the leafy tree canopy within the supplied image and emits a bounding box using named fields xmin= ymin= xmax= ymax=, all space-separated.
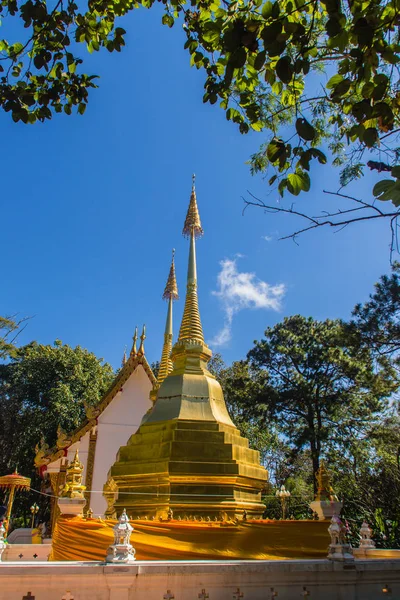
xmin=2 ymin=0 xmax=400 ymax=239
xmin=351 ymin=261 xmax=400 ymax=364
xmin=0 ymin=339 xmax=114 ymax=476
xmin=245 ymin=315 xmax=396 ymax=491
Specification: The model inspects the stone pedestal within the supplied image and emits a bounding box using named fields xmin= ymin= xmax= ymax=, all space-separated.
xmin=105 ymin=542 xmax=136 ymax=564
xmin=327 ymin=543 xmax=354 ymax=563
xmin=58 ymin=498 xmax=86 ymax=516
xmin=309 ymin=500 xmax=343 ymax=521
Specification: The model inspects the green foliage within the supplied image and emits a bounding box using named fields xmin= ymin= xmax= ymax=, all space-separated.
xmin=211 ymin=269 xmax=400 ymax=542
xmin=0 ymin=316 xmax=20 ymax=360
xmin=351 ymin=261 xmax=400 ymax=366
xmin=0 ymin=0 xmax=400 ymax=216
xmin=373 ymin=168 xmax=400 ymax=206
xmin=0 ymin=340 xmax=114 ymax=523
xmin=327 ymin=415 xmax=400 ymax=548
xmin=2 ymin=0 xmax=400 ymax=212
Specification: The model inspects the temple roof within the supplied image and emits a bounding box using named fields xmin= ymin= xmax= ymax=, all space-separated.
xmin=35 ymin=350 xmax=156 ymax=469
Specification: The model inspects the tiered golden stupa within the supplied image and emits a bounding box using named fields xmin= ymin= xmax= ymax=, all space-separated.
xmin=109 ymin=178 xmax=268 ymax=519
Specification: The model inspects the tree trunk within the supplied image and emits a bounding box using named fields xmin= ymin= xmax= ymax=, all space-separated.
xmin=310 ymin=438 xmax=320 ymax=496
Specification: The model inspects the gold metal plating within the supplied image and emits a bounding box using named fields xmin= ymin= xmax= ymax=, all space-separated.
xmin=109 ymin=179 xmax=268 ymax=519
xmin=60 ymin=450 xmax=86 ymax=499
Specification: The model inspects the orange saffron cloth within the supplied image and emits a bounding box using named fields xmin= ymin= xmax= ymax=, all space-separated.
xmin=50 ymin=516 xmax=330 ymax=561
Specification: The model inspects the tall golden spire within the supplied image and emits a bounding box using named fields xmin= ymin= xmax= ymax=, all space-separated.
xmin=157 ymin=250 xmax=179 ymax=386
xmin=178 ymin=175 xmax=204 ymax=343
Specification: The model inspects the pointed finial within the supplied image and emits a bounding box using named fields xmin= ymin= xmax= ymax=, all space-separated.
xmin=130 ymin=327 xmax=138 ymax=357
xmin=138 ymin=325 xmax=146 ymax=356
xmin=163 ymin=249 xmax=179 ymax=301
xmin=122 ymin=346 xmax=127 ymax=367
xmin=178 ymin=177 xmax=204 ymax=343
xmin=72 ymin=448 xmax=80 ymax=465
xmin=183 ymin=175 xmax=203 ymax=239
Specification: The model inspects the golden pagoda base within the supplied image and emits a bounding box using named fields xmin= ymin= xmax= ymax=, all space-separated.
xmin=109 ymin=419 xmax=267 ymax=520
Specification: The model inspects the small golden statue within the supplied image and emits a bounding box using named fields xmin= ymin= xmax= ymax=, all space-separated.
xmin=56 ymin=425 xmax=72 ymax=450
xmin=83 ymin=401 xmax=101 ymax=420
xmin=315 ymin=461 xmax=338 ymax=502
xmin=34 ymin=437 xmax=50 ymax=467
xmin=60 ymin=450 xmax=86 ymax=499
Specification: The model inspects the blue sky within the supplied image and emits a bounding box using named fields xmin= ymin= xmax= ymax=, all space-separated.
xmin=1 ymin=6 xmax=394 ymax=369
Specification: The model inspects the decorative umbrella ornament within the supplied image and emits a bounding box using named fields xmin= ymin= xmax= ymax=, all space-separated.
xmin=0 ymin=470 xmax=31 ymax=533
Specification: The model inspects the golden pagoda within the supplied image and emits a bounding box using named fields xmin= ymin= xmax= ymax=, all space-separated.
xmin=149 ymin=249 xmax=179 ymax=403
xmin=109 ymin=178 xmax=268 ymax=519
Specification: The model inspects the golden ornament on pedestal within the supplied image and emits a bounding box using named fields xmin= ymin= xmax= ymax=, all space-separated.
xmin=60 ymin=450 xmax=86 ymax=499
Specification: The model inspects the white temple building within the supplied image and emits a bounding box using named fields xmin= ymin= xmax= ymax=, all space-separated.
xmin=35 ymin=330 xmax=156 ymax=527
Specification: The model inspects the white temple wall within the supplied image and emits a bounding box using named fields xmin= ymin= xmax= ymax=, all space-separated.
xmin=90 ymin=364 xmax=152 ymax=516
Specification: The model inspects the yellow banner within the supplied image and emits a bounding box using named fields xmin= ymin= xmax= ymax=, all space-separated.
xmin=50 ymin=517 xmax=329 ymax=561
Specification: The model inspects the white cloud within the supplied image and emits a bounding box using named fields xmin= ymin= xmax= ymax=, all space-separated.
xmin=262 ymin=235 xmax=273 ymax=242
xmin=209 ymin=258 xmax=286 ymax=347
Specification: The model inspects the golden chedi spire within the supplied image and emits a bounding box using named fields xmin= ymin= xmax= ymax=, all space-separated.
xmin=144 ymin=177 xmax=232 ymax=422
xmin=109 ymin=177 xmax=267 ymax=521
xmin=158 ymin=250 xmax=179 ymax=385
xmin=178 ymin=175 xmax=204 ymax=344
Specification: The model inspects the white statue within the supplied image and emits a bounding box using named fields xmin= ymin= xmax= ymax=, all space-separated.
xmin=359 ymin=521 xmax=375 ymax=550
xmin=0 ymin=522 xmax=6 ymax=561
xmin=327 ymin=515 xmax=354 ymax=563
xmin=105 ymin=509 xmax=136 ymax=564
xmin=328 ymin=514 xmax=343 ymax=546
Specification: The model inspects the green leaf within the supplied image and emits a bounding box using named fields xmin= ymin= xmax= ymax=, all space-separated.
xmin=261 ymin=1 xmax=273 ymax=18
xmin=251 ymin=121 xmax=264 ymax=131
xmin=391 ymin=166 xmax=400 ymax=179
xmin=326 ymin=15 xmax=342 ymax=37
xmin=269 ymin=174 xmax=277 ymax=185
xmin=267 ymin=138 xmax=286 ymax=162
xmin=363 ymin=127 xmax=378 ymax=147
xmin=229 ymin=47 xmax=247 ymax=68
xmin=373 ymin=179 xmax=395 ymax=200
xmin=254 ymin=51 xmax=266 ymax=70
xmin=162 ymin=14 xmax=174 ymax=27
xmin=275 ymin=56 xmax=293 ymax=83
xmin=326 ymin=74 xmax=343 ymax=90
xmin=372 ymin=102 xmax=394 ymax=126
xmin=287 ymin=171 xmax=309 ymax=195
xmin=331 ymin=78 xmax=351 ymax=98
xmin=311 ymin=149 xmax=327 ymax=164
xmin=295 ymin=118 xmax=315 ymax=141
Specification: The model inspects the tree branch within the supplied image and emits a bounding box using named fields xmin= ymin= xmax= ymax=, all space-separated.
xmin=243 ymin=190 xmax=400 ymax=254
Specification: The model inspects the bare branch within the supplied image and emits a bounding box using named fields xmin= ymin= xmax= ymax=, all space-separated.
xmin=243 ymin=189 xmax=400 ymax=256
